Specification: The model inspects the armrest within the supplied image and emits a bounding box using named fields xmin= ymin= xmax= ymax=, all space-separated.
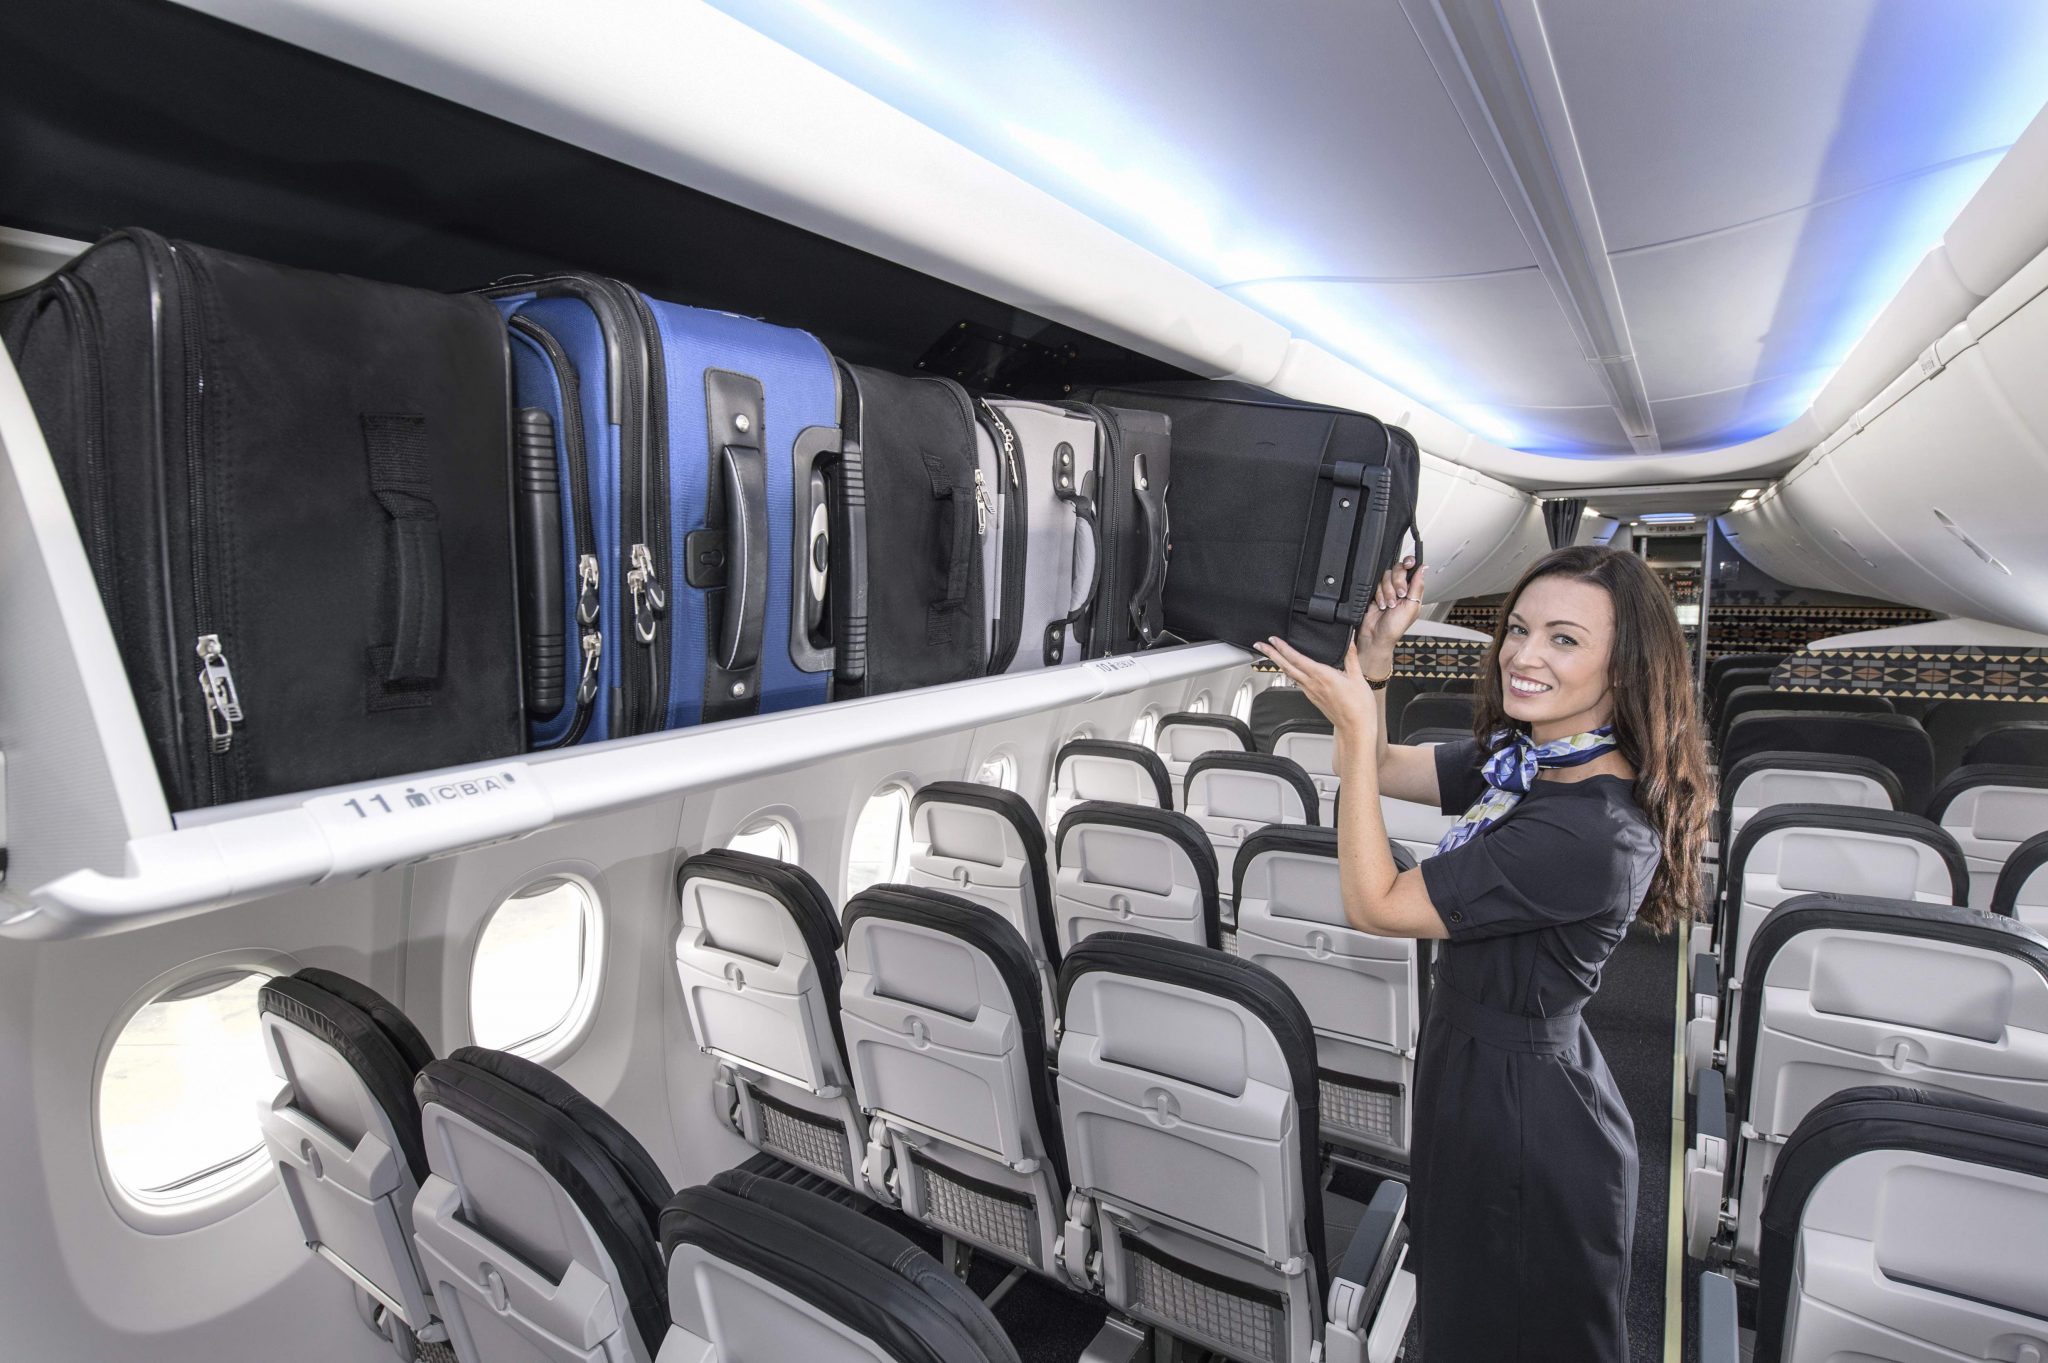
xmin=1327 ymin=1180 xmax=1407 ymax=1333
xmin=1698 ymin=1271 xmax=1740 ymax=1363
xmin=1691 ymin=949 xmax=1719 ymax=1002
xmin=1692 ymin=1067 xmax=1728 ymax=1149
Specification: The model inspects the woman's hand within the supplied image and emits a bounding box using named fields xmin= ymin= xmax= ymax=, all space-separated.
xmin=1253 ymin=635 xmax=1382 ymax=754
xmin=1355 ymin=557 xmax=1427 ymax=669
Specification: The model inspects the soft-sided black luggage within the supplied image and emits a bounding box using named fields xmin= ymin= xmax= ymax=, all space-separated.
xmin=1072 ymin=403 xmax=1172 ymax=659
xmin=1 ymin=229 xmax=521 ymax=809
xmin=833 ymin=364 xmax=987 ymax=695
xmin=1083 ymin=381 xmax=1420 ymax=666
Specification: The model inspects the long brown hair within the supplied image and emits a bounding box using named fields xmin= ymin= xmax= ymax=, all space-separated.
xmin=1469 ymin=545 xmax=1713 ymax=932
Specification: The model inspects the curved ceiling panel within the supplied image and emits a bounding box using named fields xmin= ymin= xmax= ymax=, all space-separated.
xmin=710 ymin=0 xmax=2048 ymax=456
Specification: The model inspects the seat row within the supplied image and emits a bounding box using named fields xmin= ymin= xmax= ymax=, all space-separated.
xmin=255 ymin=968 xmax=1023 ymax=1363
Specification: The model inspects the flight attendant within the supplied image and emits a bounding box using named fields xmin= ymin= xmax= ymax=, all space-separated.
xmin=1256 ymin=544 xmax=1711 ymax=1363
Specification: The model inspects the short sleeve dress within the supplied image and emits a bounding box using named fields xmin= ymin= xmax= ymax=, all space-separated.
xmin=1409 ymin=738 xmax=1661 ymax=1363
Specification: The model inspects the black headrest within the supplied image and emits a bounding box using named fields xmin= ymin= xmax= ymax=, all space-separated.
xmin=1400 ymin=692 xmax=1474 ymax=740
xmin=415 ymin=1048 xmax=672 ymax=1355
xmin=1924 ymin=699 xmax=2045 ymax=781
xmin=1248 ymin=686 xmax=1326 ymax=751
xmin=661 ymin=1168 xmax=1021 ymax=1363
xmin=1993 ymin=831 xmax=2048 ymax=919
xmin=1156 ymin=711 xmax=1254 ymax=752
xmin=1926 ymin=764 xmax=2048 ymax=823
xmin=1716 ymin=752 xmax=1903 ymax=845
xmin=1054 ymin=802 xmax=1222 ymax=950
xmin=1054 ymin=738 xmax=1172 ymax=807
xmin=1182 ymin=751 xmax=1320 ymax=826
xmin=1706 ymin=653 xmax=1788 ymax=690
xmin=1709 ymin=666 xmax=1777 ymax=719
xmin=1721 ymin=712 xmax=1934 ymax=812
xmin=1403 ymin=726 xmax=1470 ymax=747
xmin=1754 ymin=1085 xmax=2048 ymax=1363
xmin=842 ymin=885 xmax=1066 ymax=1190
xmin=1963 ymin=721 xmax=2048 ymax=770
xmin=1733 ymin=894 xmax=2048 ymax=1104
xmin=258 ymin=971 xmax=432 ymax=1183
xmin=1056 ymin=932 xmax=1327 ymax=1285
xmin=1717 ymin=686 xmax=1893 ymax=745
xmin=676 ymin=849 xmax=849 ymax=1064
xmin=1722 ymin=805 xmax=1967 ymax=932
xmin=1232 ymin=824 xmax=1413 ymax=904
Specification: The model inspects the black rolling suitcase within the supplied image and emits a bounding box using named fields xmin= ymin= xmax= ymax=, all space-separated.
xmin=1082 ymin=381 xmax=1420 ymax=666
xmin=1068 ymin=402 xmax=1172 ymax=659
xmin=1 ymin=229 xmax=521 ymax=809
xmin=831 ymin=364 xmax=988 ymax=696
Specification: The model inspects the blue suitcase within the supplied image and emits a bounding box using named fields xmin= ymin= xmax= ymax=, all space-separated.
xmin=489 ymin=276 xmax=838 ymax=745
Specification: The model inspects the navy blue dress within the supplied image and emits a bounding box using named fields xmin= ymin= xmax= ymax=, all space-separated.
xmin=1409 ymin=739 xmax=1660 ymax=1362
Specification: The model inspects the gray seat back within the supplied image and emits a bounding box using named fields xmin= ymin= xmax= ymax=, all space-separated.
xmin=1056 ymin=934 xmax=1326 ymax=1363
xmin=1993 ymin=831 xmax=2048 ymax=933
xmin=1751 ymin=1087 xmax=2048 ymax=1363
xmin=674 ymin=850 xmax=866 ymax=1190
xmin=256 ymin=968 xmax=437 ymax=1334
xmin=837 ymin=887 xmax=1068 ymax=1277
xmin=1182 ymin=752 xmax=1317 ymax=919
xmin=1050 ymin=739 xmax=1172 ymax=822
xmin=1154 ymin=712 xmax=1254 ymax=804
xmin=1269 ymin=719 xmax=1338 ymax=823
xmin=660 ymin=1167 xmax=1021 ymax=1363
xmin=1927 ymin=765 xmax=2048 ymax=910
xmin=905 ymin=782 xmax=1059 ymax=1016
xmin=1053 ymin=802 xmax=1222 ymax=952
xmin=1723 ymin=898 xmax=2048 ymax=1266
xmin=1717 ymin=752 xmax=1902 ymax=850
xmin=1232 ymin=827 xmax=1419 ymax=1160
xmin=411 ymin=1048 xmax=672 ymax=1363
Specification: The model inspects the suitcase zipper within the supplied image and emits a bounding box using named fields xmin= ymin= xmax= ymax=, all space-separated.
xmin=162 ymin=237 xmax=237 ymax=802
xmin=617 ymin=285 xmax=671 ymax=733
xmin=506 ymin=313 xmax=601 ymax=747
xmin=976 ymin=399 xmax=1028 ymax=674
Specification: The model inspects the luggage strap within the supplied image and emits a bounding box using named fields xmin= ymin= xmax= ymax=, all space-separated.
xmin=362 ymin=413 xmax=444 ymax=688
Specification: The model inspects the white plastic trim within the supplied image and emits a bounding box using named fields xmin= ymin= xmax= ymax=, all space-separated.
xmin=10 ymin=644 xmax=1251 ymax=940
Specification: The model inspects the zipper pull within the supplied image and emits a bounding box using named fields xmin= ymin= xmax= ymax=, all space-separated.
xmin=627 ymin=542 xmax=665 ymax=644
xmin=577 ymin=629 xmax=603 ymax=705
xmin=973 ymin=469 xmax=991 ymax=535
xmin=980 ymin=399 xmax=1021 ymax=487
xmin=576 ymin=553 xmax=602 ymax=626
xmin=195 ymin=633 xmax=244 ymax=753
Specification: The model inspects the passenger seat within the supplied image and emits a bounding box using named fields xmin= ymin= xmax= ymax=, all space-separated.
xmin=1700 ymin=1086 xmax=2048 ymax=1363
xmin=1962 ymin=720 xmax=2048 ymax=770
xmin=412 ymin=1048 xmax=672 ymax=1363
xmin=1050 ymin=738 xmax=1172 ymax=814
xmin=1268 ymin=716 xmax=1339 ymax=823
xmin=660 ymin=1167 xmax=1021 ymax=1363
xmin=1715 ymin=751 xmax=1901 ymax=851
xmin=1153 ymin=712 xmax=1255 ymax=806
xmin=1180 ymin=751 xmax=1319 ymax=923
xmin=836 ymin=885 xmax=1069 ymax=1279
xmin=1926 ymin=764 xmax=2048 ymax=909
xmin=905 ymin=781 xmax=1060 ymax=1017
xmin=1232 ymin=826 xmax=1421 ymax=1161
xmin=257 ymin=968 xmax=442 ymax=1356
xmin=1994 ymin=831 xmax=2048 ymax=932
xmin=1397 ymin=692 xmax=1472 ymax=741
xmin=673 ymin=850 xmax=867 ymax=1193
xmin=1055 ymin=934 xmax=1416 ymax=1363
xmin=1719 ymin=711 xmax=1935 ymax=813
xmin=1052 ymin=802 xmax=1223 ymax=951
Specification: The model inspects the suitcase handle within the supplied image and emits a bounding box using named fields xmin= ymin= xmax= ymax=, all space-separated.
xmin=363 ymin=413 xmax=445 ymax=686
xmin=513 ymin=407 xmax=565 ymax=717
xmin=1306 ymin=462 xmax=1384 ymax=626
xmin=719 ymin=443 xmax=769 ymax=672
xmin=1131 ymin=448 xmax=1170 ymax=644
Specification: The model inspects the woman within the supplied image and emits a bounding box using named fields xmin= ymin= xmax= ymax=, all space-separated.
xmin=1255 ymin=544 xmax=1710 ymax=1363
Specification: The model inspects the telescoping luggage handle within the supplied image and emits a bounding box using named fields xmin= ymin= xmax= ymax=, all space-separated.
xmin=1306 ymin=461 xmax=1419 ymax=626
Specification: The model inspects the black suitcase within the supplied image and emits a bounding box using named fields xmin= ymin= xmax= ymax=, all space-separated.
xmin=1 ymin=229 xmax=521 ymax=809
xmin=1082 ymin=381 xmax=1420 ymax=666
xmin=832 ymin=364 xmax=988 ymax=695
xmin=1066 ymin=402 xmax=1172 ymax=659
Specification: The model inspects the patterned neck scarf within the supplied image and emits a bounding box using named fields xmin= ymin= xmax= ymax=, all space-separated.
xmin=1436 ymin=725 xmax=1620 ymax=854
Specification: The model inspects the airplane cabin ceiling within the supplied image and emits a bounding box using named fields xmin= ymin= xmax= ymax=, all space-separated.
xmin=709 ymin=0 xmax=2048 ymax=457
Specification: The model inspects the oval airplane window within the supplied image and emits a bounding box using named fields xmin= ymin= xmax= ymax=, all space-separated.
xmin=1129 ymin=707 xmax=1161 ymax=749
xmin=974 ymin=751 xmax=1018 ymax=791
xmin=1188 ymin=692 xmax=1212 ymax=714
xmin=1231 ymin=682 xmax=1256 ymax=723
xmin=727 ymin=813 xmax=798 ymax=862
xmin=471 ymin=876 xmax=603 ymax=1060
xmin=99 ymin=969 xmax=277 ymax=1207
xmin=847 ymin=782 xmax=914 ymax=897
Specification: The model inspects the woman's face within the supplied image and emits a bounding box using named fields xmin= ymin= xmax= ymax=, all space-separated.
xmin=1498 ymin=574 xmax=1617 ymax=741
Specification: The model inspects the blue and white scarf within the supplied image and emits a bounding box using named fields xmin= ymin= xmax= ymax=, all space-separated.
xmin=1435 ymin=726 xmax=1620 ymax=854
